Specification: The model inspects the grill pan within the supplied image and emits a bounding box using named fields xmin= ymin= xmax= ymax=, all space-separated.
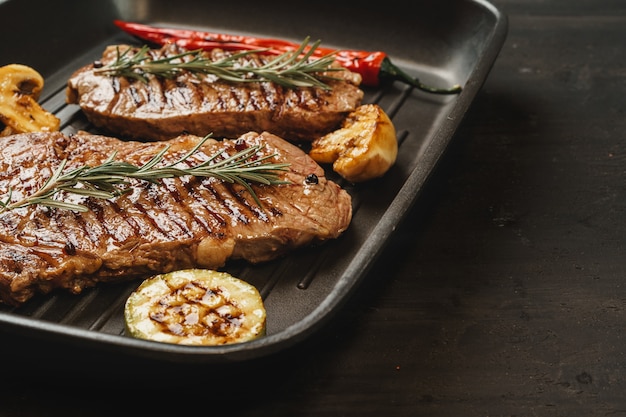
xmin=0 ymin=0 xmax=507 ymax=364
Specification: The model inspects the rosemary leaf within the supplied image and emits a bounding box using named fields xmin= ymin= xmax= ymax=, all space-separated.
xmin=0 ymin=136 xmax=290 ymax=213
xmin=94 ymin=37 xmax=344 ymax=90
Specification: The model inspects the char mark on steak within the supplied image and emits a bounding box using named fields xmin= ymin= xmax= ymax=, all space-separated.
xmin=0 ymin=131 xmax=352 ymax=306
xmin=65 ymin=44 xmax=364 ymax=142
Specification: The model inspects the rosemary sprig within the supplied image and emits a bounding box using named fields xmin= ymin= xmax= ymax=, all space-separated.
xmin=94 ymin=37 xmax=343 ymax=90
xmin=0 ymin=136 xmax=290 ymax=213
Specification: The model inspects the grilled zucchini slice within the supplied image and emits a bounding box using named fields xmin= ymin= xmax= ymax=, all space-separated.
xmin=124 ymin=269 xmax=266 ymax=346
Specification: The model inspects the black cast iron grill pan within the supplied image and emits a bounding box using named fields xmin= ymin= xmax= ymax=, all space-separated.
xmin=0 ymin=0 xmax=507 ymax=364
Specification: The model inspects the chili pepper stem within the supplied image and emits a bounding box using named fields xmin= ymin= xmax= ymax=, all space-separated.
xmin=380 ymin=57 xmax=462 ymax=95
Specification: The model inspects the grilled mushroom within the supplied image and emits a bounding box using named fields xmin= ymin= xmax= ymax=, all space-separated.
xmin=309 ymin=104 xmax=398 ymax=182
xmin=0 ymin=64 xmax=60 ymax=136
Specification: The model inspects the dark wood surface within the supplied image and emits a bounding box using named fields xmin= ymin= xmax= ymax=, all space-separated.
xmin=3 ymin=0 xmax=626 ymax=415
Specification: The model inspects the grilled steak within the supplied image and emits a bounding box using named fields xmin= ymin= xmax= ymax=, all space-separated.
xmin=0 ymin=131 xmax=352 ymax=306
xmin=66 ymin=44 xmax=364 ymax=142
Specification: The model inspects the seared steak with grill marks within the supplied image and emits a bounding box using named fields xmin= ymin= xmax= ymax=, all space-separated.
xmin=0 ymin=131 xmax=352 ymax=306
xmin=65 ymin=44 xmax=364 ymax=142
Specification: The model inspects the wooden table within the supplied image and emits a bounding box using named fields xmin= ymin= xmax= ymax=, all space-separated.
xmin=2 ymin=0 xmax=626 ymax=415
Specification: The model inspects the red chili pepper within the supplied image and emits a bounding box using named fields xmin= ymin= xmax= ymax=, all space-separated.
xmin=113 ymin=20 xmax=462 ymax=94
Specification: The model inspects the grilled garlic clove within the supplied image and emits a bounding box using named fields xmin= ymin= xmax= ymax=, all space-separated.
xmin=0 ymin=64 xmax=60 ymax=136
xmin=124 ymin=269 xmax=266 ymax=346
xmin=309 ymin=103 xmax=398 ymax=183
